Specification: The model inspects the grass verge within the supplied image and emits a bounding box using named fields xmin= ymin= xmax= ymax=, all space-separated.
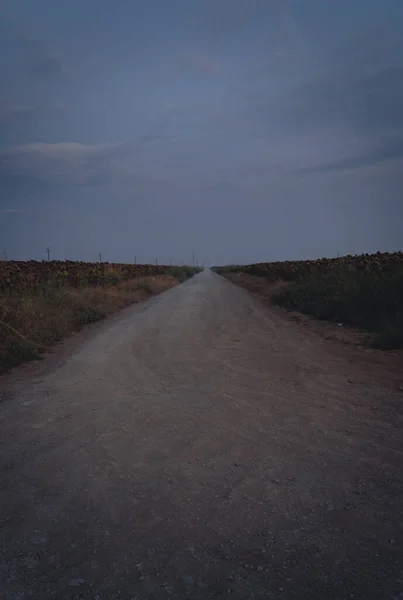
xmin=0 ymin=274 xmax=181 ymax=374
xmin=272 ymin=266 xmax=403 ymax=349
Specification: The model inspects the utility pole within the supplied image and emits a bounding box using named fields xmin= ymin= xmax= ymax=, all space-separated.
xmin=192 ymin=251 xmax=195 ymax=266
xmin=46 ymin=246 xmax=51 ymax=261
xmin=155 ymin=257 xmax=158 ymax=266
xmin=134 ymin=256 xmax=137 ymax=265
xmin=98 ymin=252 xmax=102 ymax=263
xmin=3 ymin=249 xmax=7 ymax=261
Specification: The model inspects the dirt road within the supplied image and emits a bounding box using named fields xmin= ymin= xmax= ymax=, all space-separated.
xmin=1 ymin=269 xmax=403 ymax=600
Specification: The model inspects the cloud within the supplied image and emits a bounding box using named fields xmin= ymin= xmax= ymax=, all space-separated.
xmin=0 ymin=24 xmax=70 ymax=81
xmin=0 ymin=103 xmax=65 ymax=135
xmin=183 ymin=54 xmax=221 ymax=77
xmin=0 ymin=208 xmax=27 ymax=214
xmin=154 ymin=54 xmax=221 ymax=85
xmin=0 ymin=141 xmax=130 ymax=185
xmin=212 ymin=19 xmax=403 ymax=181
xmin=346 ymin=65 xmax=403 ymax=133
xmin=21 ymin=34 xmax=70 ymax=79
xmin=281 ymin=23 xmax=403 ymax=135
xmin=201 ymin=0 xmax=266 ymax=41
xmin=300 ymin=137 xmax=403 ymax=174
xmin=0 ymin=104 xmax=39 ymax=126
xmin=0 ymin=99 xmax=222 ymax=190
xmin=285 ymin=63 xmax=403 ymax=137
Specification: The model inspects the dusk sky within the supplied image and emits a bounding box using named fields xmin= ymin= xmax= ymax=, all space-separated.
xmin=1 ymin=0 xmax=402 ymax=265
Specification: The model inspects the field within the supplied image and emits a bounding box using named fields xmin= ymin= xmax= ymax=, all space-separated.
xmin=0 ymin=260 xmax=201 ymax=373
xmin=213 ymin=251 xmax=403 ymax=349
xmin=0 ymin=260 xmax=194 ymax=290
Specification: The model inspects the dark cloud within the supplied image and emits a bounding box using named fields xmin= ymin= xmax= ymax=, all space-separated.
xmin=22 ymin=39 xmax=70 ymax=80
xmin=284 ymin=23 xmax=403 ymax=135
xmin=286 ymin=62 xmax=403 ymax=136
xmin=153 ymin=54 xmax=221 ymax=87
xmin=0 ymin=142 xmax=130 ymax=185
xmin=347 ymin=65 xmax=403 ymax=132
xmin=0 ymin=25 xmax=70 ymax=81
xmin=1 ymin=2 xmax=402 ymax=262
xmin=0 ymin=104 xmax=39 ymax=127
xmin=200 ymin=0 xmax=267 ymax=42
xmin=300 ymin=137 xmax=403 ymax=174
xmin=219 ymin=19 xmax=403 ymax=182
xmin=180 ymin=54 xmax=221 ymax=77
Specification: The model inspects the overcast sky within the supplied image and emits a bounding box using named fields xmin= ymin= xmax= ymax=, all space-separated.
xmin=1 ymin=0 xmax=402 ymax=265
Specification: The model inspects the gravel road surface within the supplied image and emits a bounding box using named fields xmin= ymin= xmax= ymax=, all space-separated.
xmin=1 ymin=269 xmax=403 ymax=600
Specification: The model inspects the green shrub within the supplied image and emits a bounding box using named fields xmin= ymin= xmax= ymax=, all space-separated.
xmin=0 ymin=339 xmax=44 ymax=372
xmin=166 ymin=266 xmax=202 ymax=282
xmin=273 ymin=265 xmax=403 ymax=349
xmin=136 ymin=281 xmax=153 ymax=294
xmin=370 ymin=321 xmax=403 ymax=350
xmin=74 ymin=306 xmax=106 ymax=325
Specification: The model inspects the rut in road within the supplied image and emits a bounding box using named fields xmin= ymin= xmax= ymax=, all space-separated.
xmin=1 ymin=269 xmax=402 ymax=600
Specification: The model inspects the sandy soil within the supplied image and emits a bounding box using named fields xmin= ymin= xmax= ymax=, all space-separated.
xmin=0 ymin=269 xmax=402 ymax=600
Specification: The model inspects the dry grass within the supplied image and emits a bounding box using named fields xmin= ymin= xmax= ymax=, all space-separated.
xmin=0 ymin=275 xmax=178 ymax=373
